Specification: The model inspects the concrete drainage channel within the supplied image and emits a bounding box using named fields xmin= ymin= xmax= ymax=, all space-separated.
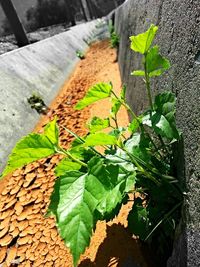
xmin=0 ymin=19 xmax=109 ymax=172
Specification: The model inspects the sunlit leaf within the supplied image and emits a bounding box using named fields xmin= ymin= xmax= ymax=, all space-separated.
xmin=111 ymin=98 xmax=121 ymax=117
xmin=75 ymin=82 xmax=112 ymax=110
xmin=52 ymin=170 xmax=98 ymax=266
xmin=3 ymin=133 xmax=56 ymax=177
xmin=130 ymin=24 xmax=158 ymax=54
xmin=109 ymin=127 xmax=127 ymax=139
xmin=106 ymin=147 xmax=135 ymax=172
xmin=84 ymin=132 xmax=118 ymax=146
xmin=151 ymin=113 xmax=175 ymax=140
xmin=48 ymin=156 xmax=133 ymax=266
xmin=87 ymin=117 xmax=110 ymax=133
xmin=146 ymin=46 xmax=170 ymax=77
xmin=142 ymin=111 xmax=179 ymax=140
xmin=131 ymin=70 xmax=145 ymax=76
xmin=120 ymin=85 xmax=127 ymax=101
xmin=129 ymin=116 xmax=142 ymax=133
xmin=125 ymin=132 xmax=151 ymax=162
xmin=44 ymin=117 xmax=59 ymax=145
xmin=55 ymin=157 xmax=81 ymax=176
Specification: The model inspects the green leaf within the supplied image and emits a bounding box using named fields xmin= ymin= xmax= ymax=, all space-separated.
xmin=75 ymin=82 xmax=113 ymax=110
xmin=131 ymin=70 xmax=145 ymax=76
xmin=120 ymin=85 xmax=127 ymax=101
xmin=129 ymin=116 xmax=142 ymax=133
xmin=109 ymin=127 xmax=127 ymax=139
xmin=96 ymin=182 xmax=124 ymax=218
xmin=49 ymin=156 xmax=130 ymax=266
xmin=153 ymin=92 xmax=181 ymax=139
xmin=96 ymin=170 xmax=133 ymax=218
xmin=111 ymin=97 xmax=121 ymax=117
xmin=128 ymin=198 xmax=149 ymax=240
xmin=106 ymin=148 xmax=135 ymax=172
xmin=44 ymin=117 xmax=59 ymax=145
xmin=90 ymin=157 xmax=135 ymax=220
xmin=146 ymin=46 xmax=170 ymax=77
xmin=55 ymin=157 xmax=81 ymax=176
xmin=151 ymin=113 xmax=175 ymax=140
xmin=154 ymin=91 xmax=175 ymax=116
xmin=3 ymin=133 xmax=56 ymax=177
xmin=84 ymin=132 xmax=118 ymax=147
xmin=110 ymin=31 xmax=120 ymax=48
xmin=68 ymin=137 xmax=95 ymax=161
xmin=125 ymin=133 xmax=151 ymax=162
xmin=142 ymin=111 xmax=179 ymax=140
xmin=54 ymin=171 xmax=99 ymax=266
xmin=87 ymin=116 xmax=110 ymax=133
xmin=130 ymin=24 xmax=158 ymax=54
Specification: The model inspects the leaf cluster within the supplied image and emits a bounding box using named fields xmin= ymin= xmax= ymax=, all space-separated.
xmin=2 ymin=25 xmax=183 ymax=266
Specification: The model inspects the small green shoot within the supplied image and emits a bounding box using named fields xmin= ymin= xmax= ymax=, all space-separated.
xmin=108 ymin=20 xmax=120 ymax=48
xmin=27 ymin=93 xmax=49 ymax=114
xmin=76 ymin=50 xmax=85 ymax=59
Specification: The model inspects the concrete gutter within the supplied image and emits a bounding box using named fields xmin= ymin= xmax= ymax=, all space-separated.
xmin=0 ymin=19 xmax=109 ymax=172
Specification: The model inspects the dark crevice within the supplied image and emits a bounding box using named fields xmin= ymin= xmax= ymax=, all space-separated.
xmin=194 ymin=50 xmax=200 ymax=64
xmin=156 ymin=0 xmax=164 ymax=25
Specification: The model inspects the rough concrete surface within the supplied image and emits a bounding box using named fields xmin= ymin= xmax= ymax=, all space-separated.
xmin=0 ymin=19 xmax=109 ymax=172
xmin=115 ymin=0 xmax=200 ymax=266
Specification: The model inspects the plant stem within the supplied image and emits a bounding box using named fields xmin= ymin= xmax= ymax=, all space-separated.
xmin=57 ymin=146 xmax=87 ymax=167
xmin=61 ymin=125 xmax=85 ymax=143
xmin=120 ymin=146 xmax=160 ymax=185
xmin=158 ymin=134 xmax=169 ymax=154
xmin=110 ymin=124 xmax=127 ymax=140
xmin=111 ymin=90 xmax=140 ymax=121
xmin=123 ymin=102 xmax=138 ymax=121
xmin=144 ymin=55 xmax=153 ymax=111
xmin=61 ymin=125 xmax=104 ymax=158
xmin=113 ymin=116 xmax=119 ymax=129
xmin=111 ymin=91 xmax=164 ymax=158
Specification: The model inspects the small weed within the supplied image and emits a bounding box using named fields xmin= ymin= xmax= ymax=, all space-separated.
xmin=27 ymin=94 xmax=48 ymax=114
xmin=76 ymin=50 xmax=85 ymax=59
xmin=109 ymin=20 xmax=120 ymax=48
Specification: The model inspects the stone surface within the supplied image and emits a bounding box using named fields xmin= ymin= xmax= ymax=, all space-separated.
xmin=115 ymin=0 xmax=200 ymax=266
xmin=0 ymin=19 xmax=109 ymax=172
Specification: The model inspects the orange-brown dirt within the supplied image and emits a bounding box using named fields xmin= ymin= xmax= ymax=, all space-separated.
xmin=0 ymin=40 xmax=150 ymax=267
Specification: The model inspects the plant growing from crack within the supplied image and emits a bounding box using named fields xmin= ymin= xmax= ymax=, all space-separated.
xmin=76 ymin=50 xmax=85 ymax=60
xmin=2 ymin=25 xmax=183 ymax=266
xmin=109 ymin=20 xmax=120 ymax=48
xmin=27 ymin=93 xmax=49 ymax=114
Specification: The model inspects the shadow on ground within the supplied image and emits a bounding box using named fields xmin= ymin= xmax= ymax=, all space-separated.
xmin=78 ymin=224 xmax=151 ymax=267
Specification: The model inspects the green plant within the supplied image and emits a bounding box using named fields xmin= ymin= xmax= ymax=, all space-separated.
xmin=27 ymin=93 xmax=49 ymax=114
xmin=108 ymin=20 xmax=120 ymax=48
xmin=76 ymin=50 xmax=85 ymax=59
xmin=2 ymin=25 xmax=183 ymax=266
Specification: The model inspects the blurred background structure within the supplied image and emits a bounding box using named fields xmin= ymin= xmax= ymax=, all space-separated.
xmin=0 ymin=0 xmax=125 ymax=37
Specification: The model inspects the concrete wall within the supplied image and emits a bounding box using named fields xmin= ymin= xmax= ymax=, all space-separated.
xmin=0 ymin=19 xmax=109 ymax=172
xmin=115 ymin=0 xmax=200 ymax=266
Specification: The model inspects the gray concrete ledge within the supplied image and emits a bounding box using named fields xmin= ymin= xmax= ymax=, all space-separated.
xmin=0 ymin=19 xmax=109 ymax=172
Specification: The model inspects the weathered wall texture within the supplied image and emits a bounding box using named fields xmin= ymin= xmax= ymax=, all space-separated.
xmin=115 ymin=0 xmax=200 ymax=266
xmin=0 ymin=20 xmax=109 ymax=172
